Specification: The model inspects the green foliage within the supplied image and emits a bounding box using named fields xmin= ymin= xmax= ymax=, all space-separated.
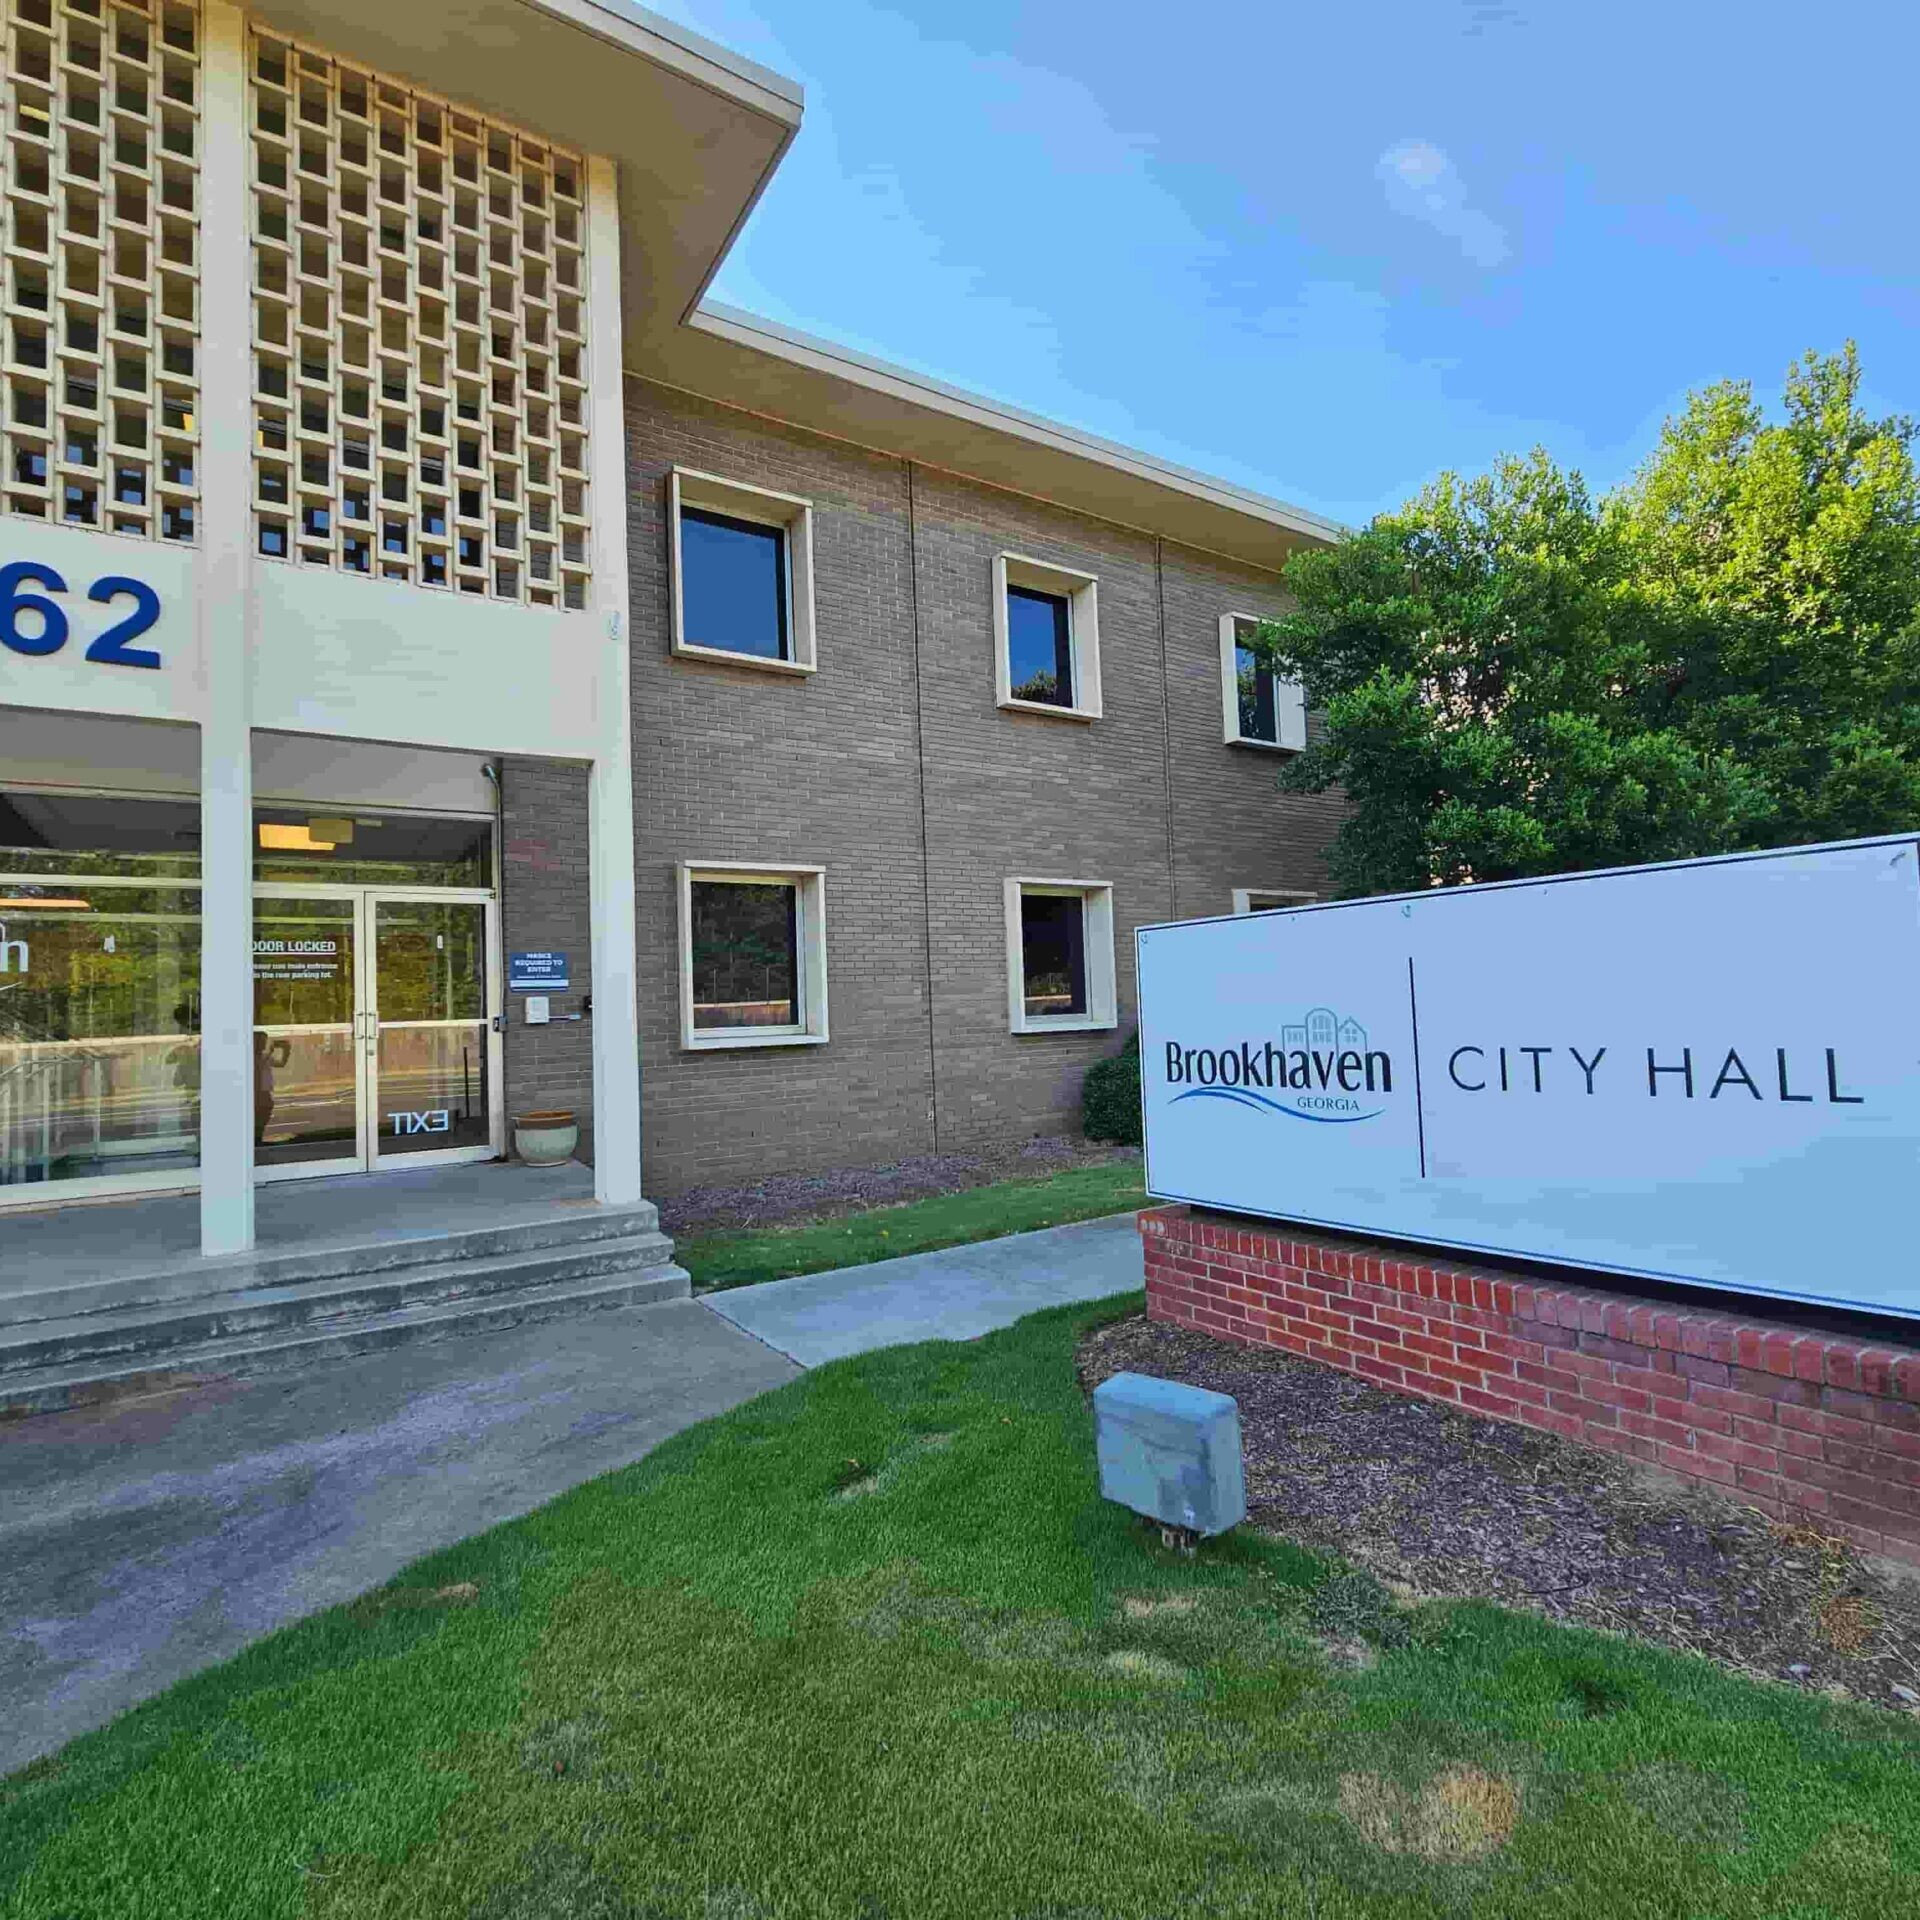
xmin=1255 ymin=345 xmax=1920 ymax=895
xmin=679 ymin=1160 xmax=1146 ymax=1293
xmin=1081 ymin=1032 xmax=1143 ymax=1145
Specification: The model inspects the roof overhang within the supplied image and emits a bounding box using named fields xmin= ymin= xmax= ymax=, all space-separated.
xmin=243 ymin=0 xmax=802 ymax=354
xmin=652 ymin=304 xmax=1347 ymax=570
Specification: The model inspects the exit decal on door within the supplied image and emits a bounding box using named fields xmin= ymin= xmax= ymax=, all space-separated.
xmin=391 ymin=1110 xmax=452 ymax=1136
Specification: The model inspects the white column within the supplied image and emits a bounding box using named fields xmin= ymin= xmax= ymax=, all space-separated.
xmin=195 ymin=1 xmax=257 ymax=1254
xmin=583 ymin=154 xmax=642 ymax=1205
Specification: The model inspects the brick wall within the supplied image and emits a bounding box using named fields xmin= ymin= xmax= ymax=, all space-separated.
xmin=624 ymin=381 xmax=937 ymax=1195
xmin=573 ymin=377 xmax=1348 ymax=1195
xmin=1142 ymin=1205 xmax=1920 ymax=1567
xmin=911 ymin=465 xmax=1172 ymax=1149
xmin=499 ymin=755 xmax=600 ymax=1156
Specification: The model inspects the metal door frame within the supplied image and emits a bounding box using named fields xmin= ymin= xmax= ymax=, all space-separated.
xmin=363 ymin=887 xmax=501 ymax=1172
xmin=252 ymin=883 xmax=500 ymax=1182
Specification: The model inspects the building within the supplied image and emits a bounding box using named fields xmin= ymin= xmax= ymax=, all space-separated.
xmin=0 ymin=0 xmax=1345 ymax=1263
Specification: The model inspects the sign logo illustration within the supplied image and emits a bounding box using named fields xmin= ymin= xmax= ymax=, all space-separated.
xmin=0 ymin=920 xmax=27 ymax=976
xmin=1165 ymin=1006 xmax=1392 ymax=1124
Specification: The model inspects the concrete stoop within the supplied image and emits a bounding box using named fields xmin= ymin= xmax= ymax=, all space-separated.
xmin=0 ymin=1202 xmax=690 ymax=1417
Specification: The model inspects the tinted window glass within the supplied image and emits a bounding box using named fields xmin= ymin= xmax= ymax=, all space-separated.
xmin=0 ymin=789 xmax=202 ymax=877
xmin=0 ymin=883 xmax=203 ymax=1186
xmin=1007 ymin=586 xmax=1073 ymax=706
xmin=1235 ymin=640 xmax=1278 ymax=743
xmin=1020 ymin=892 xmax=1086 ymax=1019
xmin=691 ymin=880 xmax=800 ymax=1030
xmin=681 ymin=506 xmax=789 ymax=661
xmin=252 ymin=810 xmax=491 ymax=887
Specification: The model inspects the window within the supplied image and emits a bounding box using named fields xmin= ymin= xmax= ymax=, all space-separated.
xmin=1233 ymin=887 xmax=1316 ymax=915
xmin=681 ymin=509 xmax=787 ymax=661
xmin=669 ymin=469 xmax=816 ymax=674
xmin=995 ymin=554 xmax=1100 ymax=719
xmin=1004 ymin=879 xmax=1117 ymax=1034
xmin=677 ymin=861 xmax=828 ymax=1049
xmin=0 ymin=788 xmax=204 ymax=1192
xmin=1219 ymin=614 xmax=1306 ymax=750
xmin=1006 ymin=586 xmax=1072 ymax=706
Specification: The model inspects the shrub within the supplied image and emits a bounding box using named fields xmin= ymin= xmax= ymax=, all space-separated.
xmin=1082 ymin=1033 xmax=1142 ymax=1145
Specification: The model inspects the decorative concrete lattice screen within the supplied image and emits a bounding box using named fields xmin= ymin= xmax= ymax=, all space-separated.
xmin=0 ymin=0 xmax=202 ymax=540
xmin=247 ymin=28 xmax=590 ymax=606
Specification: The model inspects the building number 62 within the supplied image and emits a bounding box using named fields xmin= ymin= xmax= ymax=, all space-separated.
xmin=0 ymin=560 xmax=162 ymax=670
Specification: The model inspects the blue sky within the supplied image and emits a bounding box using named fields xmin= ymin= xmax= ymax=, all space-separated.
xmin=644 ymin=0 xmax=1919 ymax=527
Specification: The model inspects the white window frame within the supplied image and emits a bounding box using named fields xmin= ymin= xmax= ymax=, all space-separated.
xmin=1220 ymin=613 xmax=1306 ymax=751
xmin=1233 ymin=887 xmax=1318 ymax=915
xmin=669 ymin=468 xmax=817 ymax=675
xmin=994 ymin=553 xmax=1102 ymax=721
xmin=1004 ymin=878 xmax=1117 ymax=1034
xmin=677 ymin=860 xmax=829 ymax=1051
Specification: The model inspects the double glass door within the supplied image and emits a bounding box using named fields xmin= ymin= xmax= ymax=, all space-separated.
xmin=253 ymin=888 xmax=498 ymax=1177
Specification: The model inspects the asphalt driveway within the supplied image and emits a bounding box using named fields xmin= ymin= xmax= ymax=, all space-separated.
xmin=0 ymin=1300 xmax=797 ymax=1775
xmin=2 ymin=1210 xmax=1144 ymax=1775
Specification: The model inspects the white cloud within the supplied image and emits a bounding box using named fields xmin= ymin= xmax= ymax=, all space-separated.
xmin=1376 ymin=139 xmax=1510 ymax=268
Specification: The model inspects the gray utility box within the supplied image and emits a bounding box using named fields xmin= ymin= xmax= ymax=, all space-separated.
xmin=1092 ymin=1371 xmax=1246 ymax=1537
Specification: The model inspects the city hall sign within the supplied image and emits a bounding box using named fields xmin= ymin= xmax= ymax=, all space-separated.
xmin=1136 ymin=836 xmax=1920 ymax=1319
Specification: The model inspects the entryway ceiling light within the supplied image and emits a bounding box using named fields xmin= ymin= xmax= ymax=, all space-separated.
xmin=259 ymin=823 xmax=335 ymax=853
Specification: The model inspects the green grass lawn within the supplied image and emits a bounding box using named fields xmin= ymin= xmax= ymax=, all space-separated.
xmin=677 ymin=1159 xmax=1147 ymax=1293
xmin=6 ymin=1296 xmax=1919 ymax=1919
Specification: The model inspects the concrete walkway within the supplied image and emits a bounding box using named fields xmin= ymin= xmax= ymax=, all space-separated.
xmin=1 ymin=1210 xmax=1145 ymax=1775
xmin=703 ymin=1212 xmax=1144 ymax=1365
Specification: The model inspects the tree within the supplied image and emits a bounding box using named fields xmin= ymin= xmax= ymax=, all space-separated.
xmin=1253 ymin=346 xmax=1920 ymax=897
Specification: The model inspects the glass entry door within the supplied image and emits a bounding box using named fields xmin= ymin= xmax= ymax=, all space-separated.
xmin=253 ymin=894 xmax=361 ymax=1173
xmin=369 ymin=896 xmax=492 ymax=1161
xmin=253 ymin=888 xmax=498 ymax=1178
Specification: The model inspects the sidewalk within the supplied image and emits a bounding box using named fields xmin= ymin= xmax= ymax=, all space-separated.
xmin=701 ymin=1211 xmax=1144 ymax=1364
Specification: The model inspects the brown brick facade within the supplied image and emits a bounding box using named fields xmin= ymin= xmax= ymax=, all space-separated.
xmin=499 ymin=757 xmax=600 ymax=1154
xmin=1142 ymin=1206 xmax=1920 ymax=1568
xmin=500 ymin=377 xmax=1345 ymax=1194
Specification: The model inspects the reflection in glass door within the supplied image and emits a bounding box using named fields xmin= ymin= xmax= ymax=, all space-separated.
xmin=253 ymin=888 xmax=497 ymax=1177
xmin=371 ymin=896 xmax=492 ymax=1160
xmin=253 ymin=896 xmax=360 ymax=1173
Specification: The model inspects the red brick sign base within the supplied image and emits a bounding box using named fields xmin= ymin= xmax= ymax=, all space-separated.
xmin=1140 ymin=1206 xmax=1920 ymax=1567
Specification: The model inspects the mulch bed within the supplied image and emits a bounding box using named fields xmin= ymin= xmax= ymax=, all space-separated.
xmin=657 ymin=1138 xmax=1137 ymax=1236
xmin=1079 ymin=1312 xmax=1920 ymax=1712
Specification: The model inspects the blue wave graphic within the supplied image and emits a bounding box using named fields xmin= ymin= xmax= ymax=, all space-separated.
xmin=1171 ymin=1086 xmax=1384 ymax=1125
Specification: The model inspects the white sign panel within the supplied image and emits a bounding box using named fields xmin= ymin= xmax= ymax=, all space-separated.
xmin=1137 ymin=837 xmax=1920 ymax=1319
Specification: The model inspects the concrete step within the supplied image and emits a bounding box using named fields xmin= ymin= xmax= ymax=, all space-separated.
xmin=0 ymin=1264 xmax=694 ymax=1419
xmin=0 ymin=1231 xmax=682 ymax=1380
xmin=0 ymin=1198 xmax=664 ymax=1328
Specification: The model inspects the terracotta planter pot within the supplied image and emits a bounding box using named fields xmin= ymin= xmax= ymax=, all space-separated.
xmin=513 ymin=1109 xmax=579 ymax=1167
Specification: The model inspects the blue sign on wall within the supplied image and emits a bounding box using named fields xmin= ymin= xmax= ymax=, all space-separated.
xmin=509 ymin=950 xmax=570 ymax=992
